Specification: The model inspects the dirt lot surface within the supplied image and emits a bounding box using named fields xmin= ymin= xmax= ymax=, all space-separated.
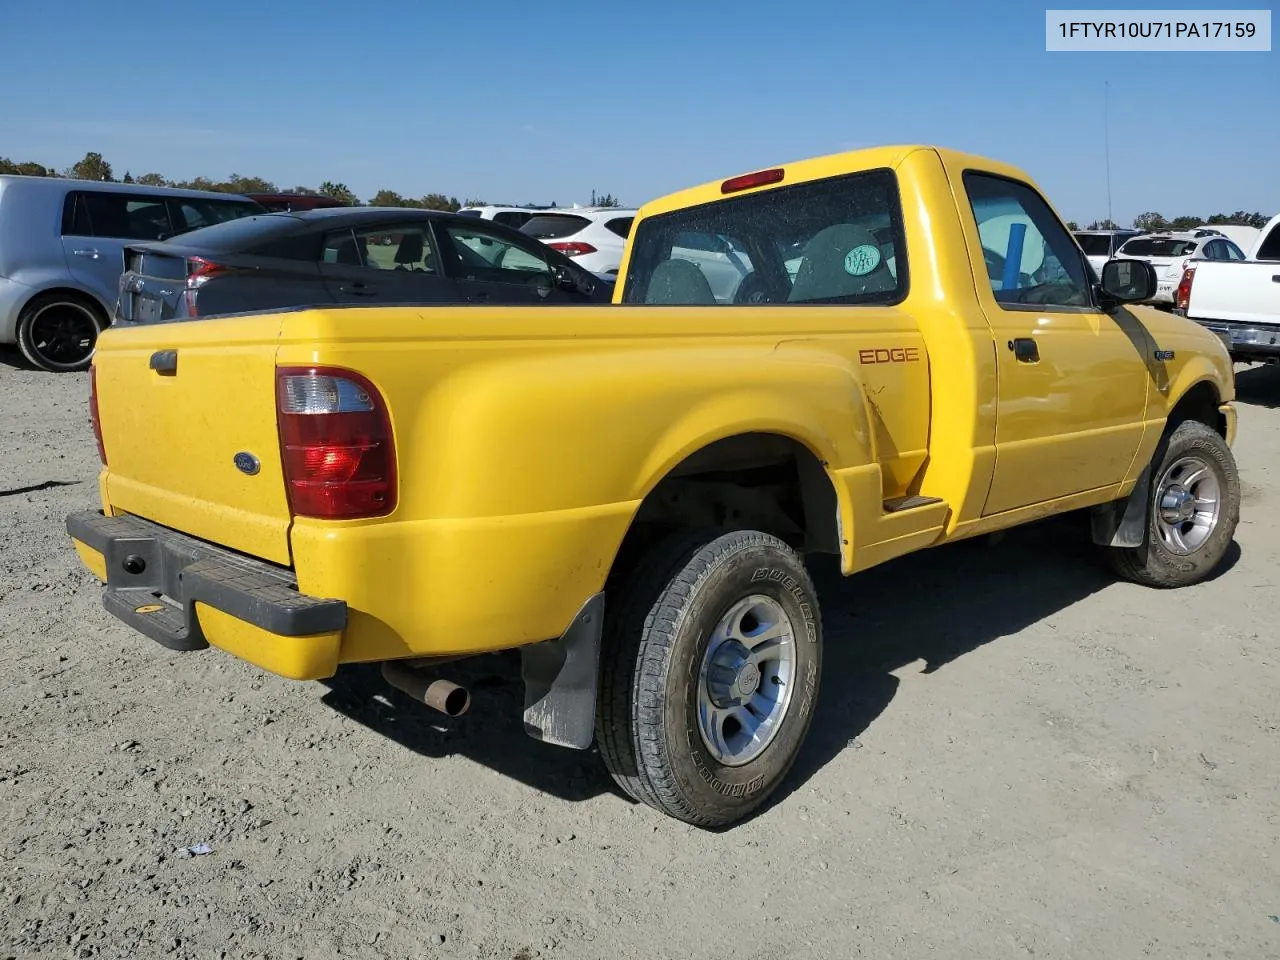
xmin=3 ymin=352 xmax=1279 ymax=960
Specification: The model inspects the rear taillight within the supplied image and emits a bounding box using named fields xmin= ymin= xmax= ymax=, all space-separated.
xmin=275 ymin=367 xmax=396 ymax=519
xmin=1175 ymin=266 xmax=1195 ymax=312
xmin=549 ymin=241 xmax=597 ymax=257
xmin=89 ymin=363 xmax=106 ymax=465
xmin=182 ymin=257 xmax=228 ymax=318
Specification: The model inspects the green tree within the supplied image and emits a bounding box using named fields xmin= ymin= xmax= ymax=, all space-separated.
xmin=591 ymin=191 xmax=622 ymax=208
xmin=135 ymin=172 xmax=168 ymax=186
xmin=1169 ymin=215 xmax=1203 ymax=230
xmin=1132 ymin=211 xmax=1168 ymax=232
xmin=318 ymin=181 xmax=358 ymax=205
xmin=223 ymin=174 xmax=277 ymax=194
xmin=1065 ymin=220 xmax=1080 ymax=231
xmin=1207 ymin=211 xmax=1270 ymax=228
xmin=1086 ymin=219 xmax=1119 ymax=230
xmin=69 ymin=151 xmax=113 ymax=181
xmin=369 ymin=189 xmax=407 ymax=207
xmin=420 ymin=193 xmax=459 ymax=212
xmin=462 ymin=198 xmax=488 ymax=208
xmin=121 ymin=171 xmax=135 ymax=183
xmin=0 ymin=158 xmax=55 ymax=176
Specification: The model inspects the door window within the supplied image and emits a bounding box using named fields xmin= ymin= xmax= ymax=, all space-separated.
xmin=354 ymin=224 xmax=438 ymax=273
xmin=62 ymin=191 xmax=175 ymax=240
xmin=1224 ymin=240 xmax=1247 ymax=260
xmin=437 ymin=223 xmax=554 ymax=285
xmin=962 ymin=174 xmax=1093 ymax=310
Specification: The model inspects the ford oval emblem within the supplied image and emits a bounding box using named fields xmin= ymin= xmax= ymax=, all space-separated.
xmin=233 ymin=452 xmax=261 ymax=476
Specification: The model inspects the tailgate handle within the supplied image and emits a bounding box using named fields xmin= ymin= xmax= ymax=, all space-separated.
xmin=1272 ymin=275 xmax=1280 ymax=283
xmin=149 ymin=350 xmax=178 ymax=375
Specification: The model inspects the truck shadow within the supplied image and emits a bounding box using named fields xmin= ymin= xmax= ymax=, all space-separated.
xmin=1233 ymin=363 xmax=1280 ymax=409
xmin=317 ymin=515 xmax=1241 ymax=820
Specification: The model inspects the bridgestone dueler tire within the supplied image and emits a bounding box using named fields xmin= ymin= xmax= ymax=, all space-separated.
xmin=596 ymin=529 xmax=823 ymax=827
xmin=1107 ymin=419 xmax=1240 ymax=588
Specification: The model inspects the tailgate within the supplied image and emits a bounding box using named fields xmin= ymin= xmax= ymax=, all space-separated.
xmin=94 ymin=314 xmax=293 ymax=565
xmin=1187 ymin=261 xmax=1280 ymax=326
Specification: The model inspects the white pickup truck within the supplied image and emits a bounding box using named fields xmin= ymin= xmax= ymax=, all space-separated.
xmin=1176 ymin=213 xmax=1280 ymax=363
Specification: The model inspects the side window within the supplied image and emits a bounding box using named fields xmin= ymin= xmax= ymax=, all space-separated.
xmin=352 ymin=223 xmax=437 ymax=273
xmin=962 ymin=174 xmax=1092 ymax=310
xmin=1225 ymin=241 xmax=1247 ymax=261
xmin=1205 ymin=240 xmax=1227 ymax=259
xmin=321 ymin=229 xmax=363 ymax=266
xmin=493 ymin=211 xmax=533 ymax=229
xmin=605 ymin=217 xmax=634 ymax=239
xmin=61 ymin=193 xmax=92 ymax=236
xmin=173 ymin=199 xmax=259 ymax=232
xmin=1257 ymin=227 xmax=1280 ymax=262
xmin=437 ymin=223 xmax=553 ymax=284
xmin=622 ymin=169 xmax=907 ymax=306
xmin=77 ymin=193 xmax=174 ymax=240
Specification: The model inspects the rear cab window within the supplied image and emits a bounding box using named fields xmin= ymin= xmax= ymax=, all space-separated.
xmin=622 ymin=169 xmax=908 ymax=306
xmin=520 ymin=215 xmax=591 ymax=240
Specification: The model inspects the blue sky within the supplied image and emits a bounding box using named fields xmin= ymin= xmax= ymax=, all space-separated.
xmin=0 ymin=0 xmax=1275 ymax=225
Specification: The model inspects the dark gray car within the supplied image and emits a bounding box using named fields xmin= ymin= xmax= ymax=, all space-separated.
xmin=116 ymin=207 xmax=612 ymax=325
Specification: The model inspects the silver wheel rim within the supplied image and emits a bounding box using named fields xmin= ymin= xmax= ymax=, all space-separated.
xmin=696 ymin=594 xmax=797 ymax=767
xmin=1154 ymin=455 xmax=1221 ymax=556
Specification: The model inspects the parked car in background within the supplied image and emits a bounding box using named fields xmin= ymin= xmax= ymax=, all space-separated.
xmin=1114 ymin=231 xmax=1247 ymax=306
xmin=1073 ymin=228 xmax=1140 ymax=275
xmin=0 ymin=176 xmax=263 ymax=371
xmin=1176 ymin=213 xmax=1280 ymax=363
xmin=114 ymin=207 xmax=611 ymax=325
xmin=247 ymin=192 xmax=349 ymax=213
xmin=457 ymin=205 xmax=557 ymax=230
xmin=520 ymin=207 xmax=638 ymax=276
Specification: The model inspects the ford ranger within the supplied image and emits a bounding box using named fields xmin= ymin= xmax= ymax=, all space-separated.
xmin=67 ymin=145 xmax=1241 ymax=828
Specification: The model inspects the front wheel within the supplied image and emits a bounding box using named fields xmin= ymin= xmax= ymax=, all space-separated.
xmin=1107 ymin=419 xmax=1240 ymax=588
xmin=597 ymin=530 xmax=822 ymax=827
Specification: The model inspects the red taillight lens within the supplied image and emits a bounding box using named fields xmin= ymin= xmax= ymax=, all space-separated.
xmin=548 ymin=241 xmax=597 ymax=257
xmin=275 ymin=367 xmax=396 ymax=519
xmin=186 ymin=256 xmax=227 ymax=283
xmin=89 ymin=363 xmax=106 ymax=465
xmin=1175 ymin=266 xmax=1195 ymax=311
xmin=721 ymin=168 xmax=784 ymax=194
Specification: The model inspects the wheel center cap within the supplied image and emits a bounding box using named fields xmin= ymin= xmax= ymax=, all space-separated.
xmin=1161 ymin=484 xmax=1194 ymax=523
xmin=736 ymin=662 xmax=760 ymax=698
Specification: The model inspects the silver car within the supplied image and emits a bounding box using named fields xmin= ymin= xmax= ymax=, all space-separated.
xmin=0 ymin=176 xmax=262 ymax=371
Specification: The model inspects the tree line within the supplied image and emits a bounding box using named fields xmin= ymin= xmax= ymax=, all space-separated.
xmin=1067 ymin=210 xmax=1272 ymax=232
xmin=0 ymin=151 xmax=622 ymax=211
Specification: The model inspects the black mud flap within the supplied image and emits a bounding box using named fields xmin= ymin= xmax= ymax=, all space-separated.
xmin=1091 ymin=463 xmax=1152 ymax=549
xmin=520 ymin=592 xmax=604 ymax=750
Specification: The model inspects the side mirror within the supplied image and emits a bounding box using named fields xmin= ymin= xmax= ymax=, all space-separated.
xmin=1098 ymin=258 xmax=1156 ymax=309
xmin=554 ymin=263 xmax=594 ymax=295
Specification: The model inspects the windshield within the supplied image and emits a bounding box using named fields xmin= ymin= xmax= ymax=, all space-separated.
xmin=1119 ymin=238 xmax=1198 ymax=257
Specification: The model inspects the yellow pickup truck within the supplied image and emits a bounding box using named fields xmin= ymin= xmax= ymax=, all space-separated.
xmin=68 ymin=145 xmax=1239 ymax=827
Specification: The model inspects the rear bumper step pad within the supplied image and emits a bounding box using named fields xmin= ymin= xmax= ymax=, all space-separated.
xmin=66 ymin=510 xmax=346 ymax=652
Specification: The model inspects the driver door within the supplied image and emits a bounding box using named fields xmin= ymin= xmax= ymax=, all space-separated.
xmin=433 ymin=220 xmax=581 ymax=305
xmin=961 ymin=172 xmax=1150 ymax=515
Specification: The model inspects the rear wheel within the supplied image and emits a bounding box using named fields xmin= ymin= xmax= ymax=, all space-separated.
xmin=1107 ymin=419 xmax=1239 ymax=587
xmin=597 ymin=529 xmax=822 ymax=827
xmin=16 ymin=294 xmax=104 ymax=372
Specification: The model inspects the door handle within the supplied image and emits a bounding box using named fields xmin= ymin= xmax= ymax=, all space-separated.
xmin=149 ymin=350 xmax=178 ymax=375
xmin=340 ymin=283 xmax=377 ymax=297
xmin=1008 ymin=337 xmax=1039 ymax=363
xmin=73 ymin=248 xmax=100 ymax=259
xmin=1271 ymin=275 xmax=1280 ymax=283
xmin=467 ymin=292 xmax=489 ymax=303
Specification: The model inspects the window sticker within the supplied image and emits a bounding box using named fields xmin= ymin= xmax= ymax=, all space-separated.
xmin=844 ymin=244 xmax=881 ymax=276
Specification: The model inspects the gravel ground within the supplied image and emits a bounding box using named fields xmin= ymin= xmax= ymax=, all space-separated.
xmin=3 ymin=348 xmax=1279 ymax=960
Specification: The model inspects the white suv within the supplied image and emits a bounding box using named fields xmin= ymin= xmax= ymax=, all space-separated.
xmin=456 ymin=205 xmax=556 ymax=230
xmin=1114 ymin=231 xmax=1247 ymax=305
xmin=518 ymin=208 xmax=637 ymax=277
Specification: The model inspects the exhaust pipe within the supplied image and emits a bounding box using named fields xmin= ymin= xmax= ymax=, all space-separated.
xmin=381 ymin=661 xmax=471 ymax=717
